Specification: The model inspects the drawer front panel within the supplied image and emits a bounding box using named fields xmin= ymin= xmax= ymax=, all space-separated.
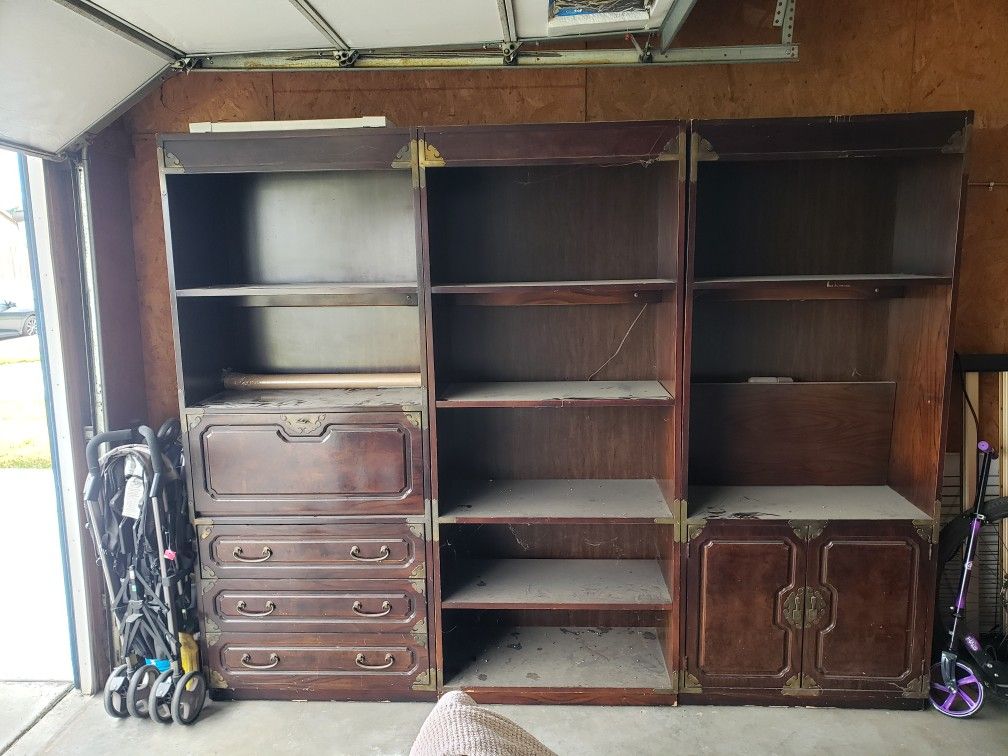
xmin=198 ymin=523 xmax=426 ymax=580
xmin=188 ymin=412 xmax=424 ymax=516
xmin=201 ymin=579 xmax=427 ymax=635
xmin=204 ymin=633 xmax=432 ymax=696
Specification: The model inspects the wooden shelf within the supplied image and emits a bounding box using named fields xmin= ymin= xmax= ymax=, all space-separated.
xmin=443 ymin=559 xmax=673 ymax=610
xmin=438 ymin=479 xmax=674 ymax=524
xmin=687 ymin=485 xmax=928 ymax=522
xmin=176 ymin=283 xmax=418 ymax=306
xmin=436 ymin=381 xmax=673 ymax=408
xmin=190 ymin=387 xmax=425 ymax=413
xmin=446 ymin=626 xmax=672 ymax=690
xmin=431 ymin=279 xmax=676 ymax=306
xmin=692 ymin=274 xmax=952 ymax=301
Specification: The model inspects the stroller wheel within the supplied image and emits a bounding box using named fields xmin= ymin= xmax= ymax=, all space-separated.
xmin=126 ymin=664 xmax=160 ymax=718
xmin=148 ymin=669 xmax=175 ymax=724
xmin=171 ymin=670 xmax=207 ymax=725
xmin=103 ymin=664 xmax=130 ymax=719
xmin=930 ymin=661 xmax=986 ymax=718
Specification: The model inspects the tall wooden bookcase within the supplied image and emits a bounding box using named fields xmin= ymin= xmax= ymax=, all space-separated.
xmin=157 ymin=112 xmax=970 ymax=708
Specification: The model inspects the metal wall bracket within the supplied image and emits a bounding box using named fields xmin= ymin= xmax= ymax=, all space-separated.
xmin=502 ymin=42 xmax=521 ymax=66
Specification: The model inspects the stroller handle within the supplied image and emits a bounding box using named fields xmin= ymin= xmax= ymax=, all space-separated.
xmin=137 ymin=425 xmax=165 ymax=498
xmin=84 ymin=428 xmax=135 ymax=500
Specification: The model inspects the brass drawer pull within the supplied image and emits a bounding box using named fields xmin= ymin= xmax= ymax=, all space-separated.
xmin=349 ymin=545 xmax=390 ymax=562
xmin=233 ymin=546 xmax=273 ymax=563
xmin=236 ymin=600 xmax=276 ymax=617
xmin=352 ymin=600 xmax=392 ymax=618
xmin=355 ymin=652 xmax=395 ymax=670
xmin=240 ymin=653 xmax=279 ymax=670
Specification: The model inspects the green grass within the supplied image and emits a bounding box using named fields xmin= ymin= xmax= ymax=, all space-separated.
xmin=0 ymin=339 xmax=51 ymax=469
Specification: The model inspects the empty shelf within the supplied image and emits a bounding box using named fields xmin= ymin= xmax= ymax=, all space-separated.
xmin=443 ymin=559 xmax=673 ymax=610
xmin=438 ymin=479 xmax=674 ymax=523
xmin=687 ymin=485 xmax=929 ymax=521
xmin=436 ymin=381 xmax=673 ymax=408
xmin=190 ymin=387 xmax=425 ymax=412
xmin=692 ymin=274 xmax=952 ymax=301
xmin=446 ymin=626 xmax=671 ymax=690
xmin=176 ymin=283 xmax=418 ymax=306
xmin=431 ymin=279 xmax=676 ymax=305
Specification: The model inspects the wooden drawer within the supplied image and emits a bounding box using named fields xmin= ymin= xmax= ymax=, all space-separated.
xmin=200 ymin=579 xmax=427 ymax=635
xmin=198 ymin=522 xmax=426 ymax=580
xmin=187 ymin=411 xmax=424 ymax=516
xmin=204 ymin=633 xmax=432 ymax=697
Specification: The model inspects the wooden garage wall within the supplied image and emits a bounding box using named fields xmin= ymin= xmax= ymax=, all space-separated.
xmin=115 ymin=0 xmax=1008 ymax=429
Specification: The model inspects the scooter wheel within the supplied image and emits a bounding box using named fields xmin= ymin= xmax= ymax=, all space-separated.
xmin=102 ymin=664 xmax=130 ymax=719
xmin=148 ymin=669 xmax=175 ymax=724
xmin=171 ymin=670 xmax=207 ymax=725
xmin=125 ymin=664 xmax=160 ymax=718
xmin=930 ymin=661 xmax=986 ymax=718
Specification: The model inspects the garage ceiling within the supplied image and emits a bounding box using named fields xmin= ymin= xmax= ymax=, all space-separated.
xmin=0 ymin=0 xmax=798 ymax=158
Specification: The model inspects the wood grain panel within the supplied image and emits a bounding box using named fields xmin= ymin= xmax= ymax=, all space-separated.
xmin=689 ymin=382 xmax=895 ymax=486
xmin=803 ymin=522 xmax=931 ymax=692
xmin=685 ymin=521 xmax=805 ymax=690
xmin=189 ymin=412 xmax=424 ymax=516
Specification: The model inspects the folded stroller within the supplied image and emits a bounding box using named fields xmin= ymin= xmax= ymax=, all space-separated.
xmin=83 ymin=419 xmax=206 ymax=725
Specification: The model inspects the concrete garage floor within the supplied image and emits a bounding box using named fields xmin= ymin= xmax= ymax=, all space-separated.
xmin=5 ymin=692 xmax=1007 ymax=755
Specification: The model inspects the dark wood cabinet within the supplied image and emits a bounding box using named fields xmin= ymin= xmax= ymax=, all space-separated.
xmin=157 ymin=113 xmax=968 ymax=707
xmin=803 ymin=522 xmax=931 ymax=694
xmin=685 ymin=520 xmax=932 ymax=697
xmin=187 ymin=411 xmax=424 ymax=517
xmin=684 ymin=521 xmax=805 ymax=691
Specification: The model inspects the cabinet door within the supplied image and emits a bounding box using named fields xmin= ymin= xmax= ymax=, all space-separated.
xmin=684 ymin=521 xmax=806 ymax=690
xmin=188 ymin=411 xmax=424 ymax=516
xmin=802 ymin=522 xmax=931 ymax=693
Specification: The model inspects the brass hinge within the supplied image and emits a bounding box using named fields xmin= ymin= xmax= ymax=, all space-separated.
xmin=411 ymin=666 xmax=436 ymax=690
xmin=391 ymin=139 xmax=416 ymax=169
xmin=412 ymin=617 xmax=428 ymax=636
xmin=411 ymin=578 xmax=426 ymax=595
xmin=405 ymin=411 xmax=422 ymax=429
xmin=681 ymin=670 xmax=702 ymax=692
xmin=783 ymin=674 xmax=821 ymax=696
xmin=686 ymin=522 xmax=706 ymax=543
xmin=787 ymin=520 xmax=825 ymax=540
xmin=913 ymin=518 xmax=939 ymax=544
xmin=689 ymin=133 xmax=717 ymax=181
xmin=186 ymin=411 xmax=203 ymax=431
xmin=420 ymin=139 xmax=445 ymax=167
xmin=162 ymin=150 xmax=184 ymax=172
xmin=203 ymin=618 xmax=221 ymax=647
xmin=208 ymin=669 xmax=228 ymax=689
xmin=408 ymin=522 xmax=424 ymax=538
xmin=901 ymin=674 xmax=926 ymax=697
xmin=410 ymin=561 xmax=427 ymax=580
xmin=201 ymin=565 xmax=217 ymax=579
xmin=200 ymin=576 xmax=217 ymax=596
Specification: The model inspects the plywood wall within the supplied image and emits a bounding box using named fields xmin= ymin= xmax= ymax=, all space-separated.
xmin=119 ymin=0 xmax=1008 ymax=425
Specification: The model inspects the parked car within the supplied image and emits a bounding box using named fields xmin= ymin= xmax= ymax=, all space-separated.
xmin=0 ymin=298 xmax=36 ymax=337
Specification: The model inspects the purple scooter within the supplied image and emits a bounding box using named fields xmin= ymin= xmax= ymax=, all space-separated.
xmin=930 ymin=441 xmax=1008 ymax=717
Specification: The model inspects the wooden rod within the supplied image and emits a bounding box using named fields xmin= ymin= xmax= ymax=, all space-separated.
xmin=223 ymin=371 xmax=422 ymax=390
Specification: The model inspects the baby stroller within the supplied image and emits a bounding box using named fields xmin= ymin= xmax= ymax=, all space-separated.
xmin=83 ymin=419 xmax=206 ymax=725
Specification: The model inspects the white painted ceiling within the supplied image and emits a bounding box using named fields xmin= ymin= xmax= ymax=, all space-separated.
xmin=0 ymin=0 xmax=696 ymax=156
